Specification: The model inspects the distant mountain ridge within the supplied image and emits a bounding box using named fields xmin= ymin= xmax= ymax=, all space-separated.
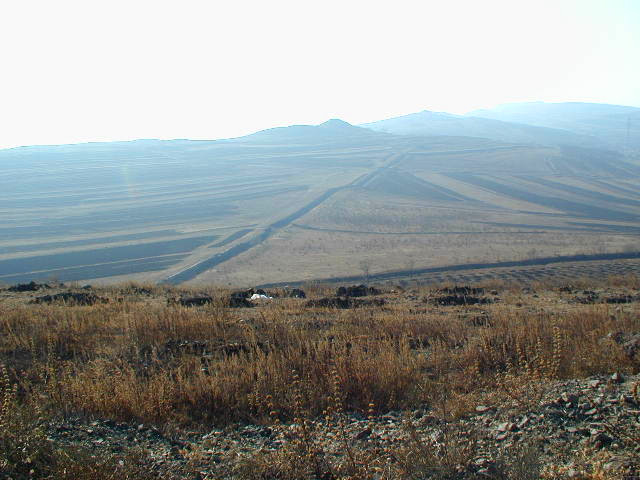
xmin=468 ymin=102 xmax=640 ymax=150
xmin=361 ymin=110 xmax=605 ymax=148
xmin=231 ymin=118 xmax=391 ymax=144
xmin=2 ymin=101 xmax=638 ymax=152
xmin=2 ymin=101 xmax=640 ymax=286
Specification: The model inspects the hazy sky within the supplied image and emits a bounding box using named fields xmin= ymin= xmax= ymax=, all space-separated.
xmin=1 ymin=0 xmax=639 ymax=149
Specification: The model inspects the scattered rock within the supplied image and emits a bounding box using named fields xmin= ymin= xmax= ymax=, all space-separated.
xmin=307 ymin=297 xmax=351 ymax=309
xmin=122 ymin=286 xmax=153 ymax=295
xmin=603 ymin=455 xmax=637 ymax=474
xmin=611 ymin=372 xmax=624 ymax=384
xmin=604 ymin=295 xmax=636 ymax=304
xmin=8 ymin=281 xmax=51 ymax=292
xmin=212 ymin=342 xmax=259 ymax=356
xmin=475 ymin=405 xmax=493 ymax=414
xmin=305 ymin=297 xmax=386 ymax=309
xmin=231 ymin=289 xmax=254 ymax=299
xmin=41 ymin=370 xmax=640 ymax=479
xmin=250 ymin=293 xmax=272 ymax=301
xmin=619 ymin=394 xmax=637 ymax=406
xmin=228 ymin=291 xmax=254 ymax=308
xmin=226 ymin=289 xmax=275 ymax=307
xmin=33 ymin=292 xmax=108 ymax=306
xmin=428 ymin=295 xmax=492 ymax=306
xmin=604 ymin=332 xmax=640 ymax=362
xmin=285 ymin=288 xmax=306 ymax=299
xmin=439 ymin=285 xmax=485 ymax=296
xmin=176 ymin=296 xmax=213 ymax=307
xmin=571 ymin=293 xmax=638 ymax=305
xmin=590 ymin=432 xmax=613 ymax=448
xmin=496 ymin=422 xmax=516 ymax=432
xmin=336 ymin=284 xmax=380 ymax=297
xmin=407 ymin=336 xmax=430 ymax=350
xmin=163 ymin=340 xmax=210 ymax=356
xmin=354 ymin=428 xmax=371 ymax=440
xmin=622 ymin=335 xmax=640 ymax=359
xmin=571 ymin=293 xmax=599 ymax=304
xmin=561 ymin=392 xmax=578 ymax=404
xmin=466 ymin=312 xmax=491 ymax=327
xmin=229 ymin=297 xmax=253 ymax=308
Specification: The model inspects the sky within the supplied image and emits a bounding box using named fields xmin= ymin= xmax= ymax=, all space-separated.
xmin=1 ymin=0 xmax=639 ymax=149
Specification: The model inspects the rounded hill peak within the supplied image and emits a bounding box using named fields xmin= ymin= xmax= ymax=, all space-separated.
xmin=318 ymin=118 xmax=353 ymax=128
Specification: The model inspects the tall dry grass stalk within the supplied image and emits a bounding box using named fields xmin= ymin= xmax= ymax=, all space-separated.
xmin=0 ymin=279 xmax=638 ymax=428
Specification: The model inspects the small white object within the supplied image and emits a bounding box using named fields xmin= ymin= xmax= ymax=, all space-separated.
xmin=250 ymin=294 xmax=272 ymax=301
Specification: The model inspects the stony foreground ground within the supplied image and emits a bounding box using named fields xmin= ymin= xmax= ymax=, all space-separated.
xmin=1 ymin=277 xmax=639 ymax=478
xmin=44 ymin=372 xmax=640 ymax=479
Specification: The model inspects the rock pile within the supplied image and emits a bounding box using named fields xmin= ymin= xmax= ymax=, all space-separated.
xmin=428 ymin=294 xmax=493 ymax=306
xmin=174 ymin=295 xmax=213 ymax=307
xmin=8 ymin=281 xmax=51 ymax=292
xmin=306 ymin=297 xmax=386 ymax=309
xmin=336 ymin=284 xmax=380 ymax=297
xmin=33 ymin=292 xmax=107 ymax=306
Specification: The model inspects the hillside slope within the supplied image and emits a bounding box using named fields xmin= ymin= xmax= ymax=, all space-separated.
xmin=469 ymin=102 xmax=640 ymax=151
xmin=1 ymin=113 xmax=639 ymax=286
xmin=230 ymin=118 xmax=393 ymax=145
xmin=361 ymin=110 xmax=604 ymax=148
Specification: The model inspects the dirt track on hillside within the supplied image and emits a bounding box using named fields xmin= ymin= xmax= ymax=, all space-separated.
xmin=259 ymin=253 xmax=640 ymax=287
xmin=409 ymin=258 xmax=640 ymax=286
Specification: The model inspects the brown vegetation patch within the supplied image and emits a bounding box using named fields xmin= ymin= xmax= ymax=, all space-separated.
xmin=1 ymin=275 xmax=639 ymax=478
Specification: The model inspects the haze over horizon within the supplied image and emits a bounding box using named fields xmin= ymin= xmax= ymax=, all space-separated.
xmin=2 ymin=0 xmax=639 ymax=149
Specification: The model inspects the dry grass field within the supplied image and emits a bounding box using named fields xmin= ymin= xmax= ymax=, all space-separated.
xmin=1 ymin=274 xmax=639 ymax=478
xmin=196 ymin=176 xmax=640 ymax=286
xmin=0 ymin=137 xmax=392 ymax=285
xmin=2 ymin=131 xmax=639 ymax=287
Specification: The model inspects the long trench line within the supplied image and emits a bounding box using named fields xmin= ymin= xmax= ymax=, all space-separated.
xmin=161 ymin=152 xmax=407 ymax=285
